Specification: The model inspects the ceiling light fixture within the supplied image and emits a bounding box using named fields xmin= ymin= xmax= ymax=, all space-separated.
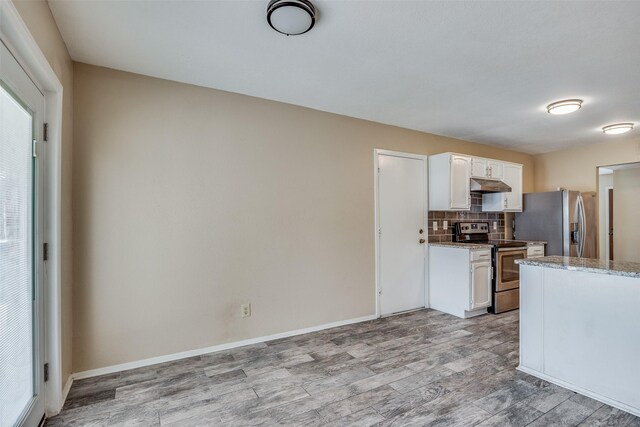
xmin=602 ymin=123 xmax=634 ymax=135
xmin=546 ymin=99 xmax=583 ymax=115
xmin=267 ymin=0 xmax=316 ymax=36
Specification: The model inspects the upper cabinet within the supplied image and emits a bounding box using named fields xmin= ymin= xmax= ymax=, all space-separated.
xmin=429 ymin=152 xmax=523 ymax=212
xmin=487 ymin=160 xmax=504 ymax=180
xmin=482 ymin=163 xmax=523 ymax=212
xmin=471 ymin=157 xmax=504 ymax=180
xmin=470 ymin=157 xmax=488 ymax=178
xmin=429 ymin=153 xmax=471 ymax=211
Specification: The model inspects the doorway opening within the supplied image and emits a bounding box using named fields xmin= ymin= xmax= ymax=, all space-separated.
xmin=598 ymin=163 xmax=640 ymax=263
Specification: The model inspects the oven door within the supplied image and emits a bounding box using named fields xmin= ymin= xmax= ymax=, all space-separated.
xmin=496 ymin=249 xmax=527 ymax=291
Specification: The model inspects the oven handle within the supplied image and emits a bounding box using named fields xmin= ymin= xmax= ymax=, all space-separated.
xmin=496 ymin=247 xmax=528 ymax=252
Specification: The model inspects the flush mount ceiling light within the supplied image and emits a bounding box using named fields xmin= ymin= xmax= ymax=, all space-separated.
xmin=267 ymin=0 xmax=316 ymax=36
xmin=546 ymin=99 xmax=583 ymax=115
xmin=602 ymin=123 xmax=634 ymax=135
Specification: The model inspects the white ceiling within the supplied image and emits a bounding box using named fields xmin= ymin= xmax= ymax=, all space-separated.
xmin=48 ymin=0 xmax=640 ymax=154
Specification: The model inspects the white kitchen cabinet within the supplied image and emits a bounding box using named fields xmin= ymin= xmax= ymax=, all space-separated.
xmin=504 ymin=163 xmax=522 ymax=210
xmin=471 ymin=260 xmax=492 ymax=309
xmin=471 ymin=157 xmax=488 ymax=178
xmin=527 ymin=244 xmax=545 ymax=258
xmin=487 ymin=160 xmax=504 ymax=180
xmin=429 ymin=245 xmax=492 ymax=318
xmin=471 ymin=157 xmax=504 ymax=180
xmin=429 ymin=153 xmax=471 ymax=211
xmin=471 ymin=157 xmax=504 ymax=179
xmin=482 ymin=163 xmax=523 ymax=212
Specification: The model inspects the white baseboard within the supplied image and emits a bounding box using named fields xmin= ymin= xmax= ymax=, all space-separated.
xmin=61 ymin=375 xmax=73 ymax=406
xmin=517 ymin=366 xmax=640 ymax=417
xmin=47 ymin=375 xmax=73 ymax=418
xmin=71 ymin=314 xmax=377 ymax=381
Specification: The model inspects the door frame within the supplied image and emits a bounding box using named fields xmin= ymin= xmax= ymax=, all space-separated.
xmin=1 ymin=1 xmax=65 ymax=417
xmin=605 ymin=186 xmax=613 ymax=261
xmin=373 ymin=149 xmax=429 ymax=318
xmin=1 ymin=39 xmax=46 ymax=427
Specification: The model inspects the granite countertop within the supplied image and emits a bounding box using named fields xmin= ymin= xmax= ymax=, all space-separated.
xmin=516 ymin=256 xmax=640 ymax=278
xmin=428 ymin=242 xmax=494 ymax=249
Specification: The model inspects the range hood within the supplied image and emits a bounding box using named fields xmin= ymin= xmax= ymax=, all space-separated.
xmin=470 ymin=178 xmax=512 ymax=193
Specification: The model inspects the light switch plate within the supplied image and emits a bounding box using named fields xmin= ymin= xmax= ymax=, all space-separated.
xmin=443 ymin=220 xmax=448 ymax=230
xmin=493 ymin=221 xmax=498 ymax=230
xmin=432 ymin=221 xmax=438 ymax=231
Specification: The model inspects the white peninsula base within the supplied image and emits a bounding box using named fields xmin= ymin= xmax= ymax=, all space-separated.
xmin=518 ymin=258 xmax=640 ymax=417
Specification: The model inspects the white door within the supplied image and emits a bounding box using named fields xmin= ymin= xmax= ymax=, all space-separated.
xmin=1 ymin=40 xmax=46 ymax=427
xmin=470 ymin=157 xmax=487 ymax=178
xmin=377 ymin=153 xmax=426 ymax=316
xmin=504 ymin=164 xmax=522 ymax=211
xmin=470 ymin=261 xmax=492 ymax=309
xmin=487 ymin=161 xmax=504 ymax=180
xmin=450 ymin=155 xmax=470 ymax=210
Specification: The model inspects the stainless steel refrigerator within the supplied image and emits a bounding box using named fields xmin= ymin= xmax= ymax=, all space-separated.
xmin=514 ymin=190 xmax=597 ymax=258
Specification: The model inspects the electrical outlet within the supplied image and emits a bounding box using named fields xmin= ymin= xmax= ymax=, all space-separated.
xmin=493 ymin=221 xmax=498 ymax=231
xmin=432 ymin=221 xmax=438 ymax=231
xmin=241 ymin=304 xmax=251 ymax=318
xmin=442 ymin=220 xmax=448 ymax=230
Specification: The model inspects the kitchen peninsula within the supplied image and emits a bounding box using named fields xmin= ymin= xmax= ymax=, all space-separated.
xmin=517 ymin=256 xmax=640 ymax=417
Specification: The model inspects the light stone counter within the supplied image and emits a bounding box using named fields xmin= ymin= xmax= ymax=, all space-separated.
xmin=428 ymin=242 xmax=493 ymax=249
xmin=517 ymin=255 xmax=640 ymax=278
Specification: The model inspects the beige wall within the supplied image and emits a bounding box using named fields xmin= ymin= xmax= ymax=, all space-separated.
xmin=613 ymin=168 xmax=640 ymax=263
xmin=534 ymin=137 xmax=640 ymax=192
xmin=73 ymin=63 xmax=535 ymax=372
xmin=13 ymin=0 xmax=74 ymax=390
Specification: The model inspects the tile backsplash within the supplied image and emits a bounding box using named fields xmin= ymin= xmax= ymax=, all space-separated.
xmin=428 ymin=193 xmax=505 ymax=242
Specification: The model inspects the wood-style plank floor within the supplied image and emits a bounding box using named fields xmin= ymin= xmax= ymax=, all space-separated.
xmin=46 ymin=309 xmax=640 ymax=426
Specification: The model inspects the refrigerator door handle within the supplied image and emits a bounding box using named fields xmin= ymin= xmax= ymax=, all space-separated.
xmin=577 ymin=194 xmax=586 ymax=258
xmin=581 ymin=195 xmax=587 ymax=257
xmin=575 ymin=194 xmax=582 ymax=257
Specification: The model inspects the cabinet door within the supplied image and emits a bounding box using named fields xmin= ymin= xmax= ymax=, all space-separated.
xmin=470 ymin=261 xmax=492 ymax=309
xmin=488 ymin=161 xmax=504 ymax=180
xmin=450 ymin=155 xmax=471 ymax=209
xmin=504 ymin=164 xmax=523 ymax=211
xmin=470 ymin=157 xmax=488 ymax=178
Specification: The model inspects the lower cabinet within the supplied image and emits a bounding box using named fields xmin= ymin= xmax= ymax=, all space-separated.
xmin=527 ymin=244 xmax=545 ymax=258
xmin=471 ymin=260 xmax=492 ymax=310
xmin=429 ymin=245 xmax=492 ymax=318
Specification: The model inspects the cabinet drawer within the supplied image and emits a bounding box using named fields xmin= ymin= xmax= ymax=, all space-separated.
xmin=527 ymin=246 xmax=545 ymax=258
xmin=470 ymin=250 xmax=492 ymax=262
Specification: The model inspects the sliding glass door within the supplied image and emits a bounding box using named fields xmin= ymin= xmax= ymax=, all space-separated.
xmin=1 ymin=40 xmax=45 ymax=427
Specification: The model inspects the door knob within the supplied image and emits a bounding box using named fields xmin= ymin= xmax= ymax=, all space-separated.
xmin=419 ymin=239 xmax=426 ymax=244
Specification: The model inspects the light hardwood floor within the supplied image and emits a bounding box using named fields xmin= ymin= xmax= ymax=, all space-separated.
xmin=46 ymin=309 xmax=640 ymax=426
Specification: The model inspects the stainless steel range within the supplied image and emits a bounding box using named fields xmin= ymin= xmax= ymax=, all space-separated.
xmin=453 ymin=222 xmax=528 ymax=313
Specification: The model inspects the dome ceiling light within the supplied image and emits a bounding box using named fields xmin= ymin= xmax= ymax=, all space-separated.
xmin=546 ymin=99 xmax=583 ymax=115
xmin=602 ymin=123 xmax=634 ymax=135
xmin=267 ymin=0 xmax=316 ymax=36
